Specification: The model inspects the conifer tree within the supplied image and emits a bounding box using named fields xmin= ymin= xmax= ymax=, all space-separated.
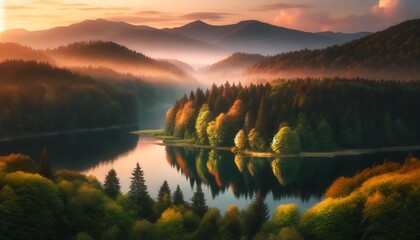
xmin=172 ymin=185 xmax=185 ymax=205
xmin=40 ymin=146 xmax=53 ymax=179
xmin=245 ymin=192 xmax=269 ymax=238
xmin=103 ymin=169 xmax=121 ymax=199
xmin=191 ymin=185 xmax=208 ymax=217
xmin=129 ymin=162 xmax=152 ymax=218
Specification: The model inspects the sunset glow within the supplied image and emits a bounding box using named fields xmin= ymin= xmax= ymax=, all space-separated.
xmin=3 ymin=0 xmax=420 ymax=32
xmin=0 ymin=0 xmax=4 ymax=32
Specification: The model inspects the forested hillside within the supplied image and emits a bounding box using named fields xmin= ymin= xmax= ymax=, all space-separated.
xmin=0 ymin=60 xmax=138 ymax=138
xmin=165 ymin=79 xmax=420 ymax=152
xmin=247 ymin=19 xmax=420 ymax=80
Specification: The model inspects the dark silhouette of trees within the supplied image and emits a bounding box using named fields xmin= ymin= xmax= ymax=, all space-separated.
xmin=245 ymin=192 xmax=269 ymax=239
xmin=103 ymin=169 xmax=121 ymax=199
xmin=40 ymin=146 xmax=53 ymax=179
xmin=156 ymin=180 xmax=172 ymax=214
xmin=191 ymin=185 xmax=208 ymax=217
xmin=128 ymin=162 xmax=153 ymax=219
xmin=172 ymin=185 xmax=185 ymax=205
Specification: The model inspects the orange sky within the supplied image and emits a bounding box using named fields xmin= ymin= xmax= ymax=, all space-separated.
xmin=2 ymin=0 xmax=419 ymax=32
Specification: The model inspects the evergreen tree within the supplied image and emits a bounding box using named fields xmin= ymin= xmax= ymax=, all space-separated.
xmin=172 ymin=185 xmax=185 ymax=205
xmin=191 ymin=185 xmax=208 ymax=217
xmin=103 ymin=169 xmax=121 ymax=199
xmin=220 ymin=205 xmax=242 ymax=240
xmin=245 ymin=192 xmax=269 ymax=238
xmin=129 ymin=162 xmax=153 ymax=218
xmin=156 ymin=180 xmax=172 ymax=214
xmin=157 ymin=180 xmax=171 ymax=203
xmin=40 ymin=146 xmax=53 ymax=179
xmin=316 ymin=119 xmax=335 ymax=151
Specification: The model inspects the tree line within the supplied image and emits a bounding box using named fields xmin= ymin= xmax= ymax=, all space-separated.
xmin=165 ymin=78 xmax=420 ymax=153
xmin=1 ymin=150 xmax=419 ymax=239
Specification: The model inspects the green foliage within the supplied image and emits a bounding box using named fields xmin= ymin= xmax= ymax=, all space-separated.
xmin=103 ymin=169 xmax=121 ymax=200
xmin=191 ymin=208 xmax=222 ymax=240
xmin=195 ymin=104 xmax=213 ymax=145
xmin=220 ymin=205 xmax=243 ymax=240
xmin=0 ymin=154 xmax=38 ymax=174
xmin=130 ymin=220 xmax=154 ymax=240
xmin=74 ymin=232 xmax=94 ymax=240
xmin=172 ymin=185 xmax=185 ymax=206
xmin=245 ymin=192 xmax=269 ymax=238
xmin=316 ymin=119 xmax=335 ymax=151
xmin=234 ymin=129 xmax=247 ymax=150
xmin=271 ymin=127 xmax=301 ymax=154
xmin=40 ymin=146 xmax=53 ymax=179
xmin=248 ymin=128 xmax=267 ymax=152
xmin=155 ymin=208 xmax=186 ymax=240
xmin=0 ymin=171 xmax=63 ymax=240
xmin=128 ymin=162 xmax=153 ymax=219
xmin=191 ymin=185 xmax=208 ymax=217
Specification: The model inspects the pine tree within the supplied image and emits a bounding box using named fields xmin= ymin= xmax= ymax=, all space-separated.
xmin=103 ymin=169 xmax=121 ymax=199
xmin=40 ymin=146 xmax=53 ymax=179
xmin=129 ymin=162 xmax=152 ymax=218
xmin=157 ymin=180 xmax=171 ymax=202
xmin=191 ymin=185 xmax=208 ymax=217
xmin=172 ymin=185 xmax=185 ymax=205
xmin=245 ymin=192 xmax=269 ymax=238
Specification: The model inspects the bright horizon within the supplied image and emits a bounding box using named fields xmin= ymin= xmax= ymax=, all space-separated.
xmin=2 ymin=0 xmax=420 ymax=33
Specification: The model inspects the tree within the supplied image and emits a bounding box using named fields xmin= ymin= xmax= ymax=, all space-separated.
xmin=172 ymin=185 xmax=185 ymax=205
xmin=195 ymin=104 xmax=213 ymax=145
xmin=271 ymin=127 xmax=301 ymax=154
xmin=157 ymin=180 xmax=172 ymax=214
xmin=40 ymin=146 xmax=53 ymax=179
xmin=191 ymin=185 xmax=208 ymax=217
xmin=245 ymin=192 xmax=269 ymax=238
xmin=103 ymin=169 xmax=121 ymax=199
xmin=234 ymin=129 xmax=248 ymax=150
xmin=220 ymin=205 xmax=243 ymax=240
xmin=316 ymin=119 xmax=335 ymax=151
xmin=248 ymin=128 xmax=267 ymax=152
xmin=128 ymin=162 xmax=152 ymax=219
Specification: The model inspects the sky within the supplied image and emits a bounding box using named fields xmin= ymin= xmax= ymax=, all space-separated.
xmin=2 ymin=0 xmax=420 ymax=32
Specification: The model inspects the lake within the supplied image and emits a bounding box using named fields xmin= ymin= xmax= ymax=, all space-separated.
xmin=0 ymin=126 xmax=417 ymax=215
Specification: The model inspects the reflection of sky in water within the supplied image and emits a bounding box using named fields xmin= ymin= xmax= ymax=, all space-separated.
xmin=83 ymin=136 xmax=322 ymax=215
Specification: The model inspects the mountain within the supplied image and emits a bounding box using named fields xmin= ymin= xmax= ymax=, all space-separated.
xmin=246 ymin=19 xmax=420 ymax=80
xmin=203 ymin=52 xmax=265 ymax=73
xmin=47 ymin=41 xmax=196 ymax=84
xmin=0 ymin=19 xmax=223 ymax=65
xmin=1 ymin=19 xmax=370 ymax=65
xmin=167 ymin=20 xmax=371 ymax=55
xmin=0 ymin=43 xmax=54 ymax=63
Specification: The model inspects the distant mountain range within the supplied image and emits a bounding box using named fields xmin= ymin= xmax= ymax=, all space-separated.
xmin=246 ymin=19 xmax=420 ymax=81
xmin=0 ymin=19 xmax=370 ymax=65
xmin=0 ymin=41 xmax=195 ymax=85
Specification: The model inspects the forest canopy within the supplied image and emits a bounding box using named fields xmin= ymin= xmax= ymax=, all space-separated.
xmin=165 ymin=78 xmax=420 ymax=152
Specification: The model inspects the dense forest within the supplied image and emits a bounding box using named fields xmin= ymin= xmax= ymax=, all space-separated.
xmin=165 ymin=78 xmax=420 ymax=153
xmin=0 ymin=60 xmax=180 ymax=139
xmin=247 ymin=19 xmax=420 ymax=80
xmin=0 ymin=151 xmax=418 ymax=240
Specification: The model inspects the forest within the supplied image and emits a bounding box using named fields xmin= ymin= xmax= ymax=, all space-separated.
xmin=246 ymin=19 xmax=420 ymax=80
xmin=0 ymin=60 xmax=183 ymax=139
xmin=165 ymin=78 xmax=420 ymax=153
xmin=0 ymin=151 xmax=418 ymax=240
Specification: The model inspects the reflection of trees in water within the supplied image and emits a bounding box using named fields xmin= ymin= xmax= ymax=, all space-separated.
xmin=164 ymin=146 xmax=411 ymax=202
xmin=0 ymin=127 xmax=139 ymax=171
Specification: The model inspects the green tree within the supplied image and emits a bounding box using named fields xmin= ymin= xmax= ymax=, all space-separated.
xmin=296 ymin=114 xmax=317 ymax=151
xmin=271 ymin=127 xmax=301 ymax=154
xmin=248 ymin=128 xmax=267 ymax=152
xmin=192 ymin=208 xmax=222 ymax=240
xmin=172 ymin=185 xmax=185 ymax=205
xmin=128 ymin=162 xmax=153 ymax=219
xmin=157 ymin=180 xmax=172 ymax=215
xmin=234 ymin=129 xmax=248 ymax=150
xmin=40 ymin=146 xmax=53 ymax=179
xmin=316 ymin=119 xmax=335 ymax=151
xmin=191 ymin=185 xmax=208 ymax=217
xmin=195 ymin=104 xmax=213 ymax=144
xmin=220 ymin=205 xmax=243 ymax=240
xmin=245 ymin=192 xmax=269 ymax=239
xmin=103 ymin=168 xmax=121 ymax=199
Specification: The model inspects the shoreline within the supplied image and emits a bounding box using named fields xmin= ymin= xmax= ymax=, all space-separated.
xmin=0 ymin=124 xmax=138 ymax=143
xmin=133 ymin=130 xmax=420 ymax=158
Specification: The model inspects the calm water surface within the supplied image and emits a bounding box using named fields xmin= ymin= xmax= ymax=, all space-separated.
xmin=1 ymin=126 xmax=417 ymax=215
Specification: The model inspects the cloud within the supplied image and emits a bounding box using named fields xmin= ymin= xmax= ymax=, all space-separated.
xmin=180 ymin=12 xmax=236 ymax=21
xmin=274 ymin=0 xmax=420 ymax=32
xmin=5 ymin=6 xmax=35 ymax=10
xmin=252 ymin=3 xmax=311 ymax=11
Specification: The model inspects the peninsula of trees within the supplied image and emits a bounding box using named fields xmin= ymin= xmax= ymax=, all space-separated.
xmin=165 ymin=78 xmax=420 ymax=153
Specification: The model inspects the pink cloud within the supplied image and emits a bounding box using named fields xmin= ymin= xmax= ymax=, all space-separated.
xmin=274 ymin=0 xmax=420 ymax=32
